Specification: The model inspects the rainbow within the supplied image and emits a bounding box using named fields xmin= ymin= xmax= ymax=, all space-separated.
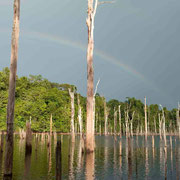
xmin=23 ymin=31 xmax=159 ymax=92
xmin=0 ymin=28 xmax=159 ymax=92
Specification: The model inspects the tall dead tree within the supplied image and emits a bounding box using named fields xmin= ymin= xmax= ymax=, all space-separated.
xmin=160 ymin=105 xmax=167 ymax=147
xmin=93 ymin=79 xmax=100 ymax=135
xmin=158 ymin=113 xmax=162 ymax=140
xmin=77 ymin=94 xmax=83 ymax=135
xmin=104 ymin=99 xmax=109 ymax=135
xmin=154 ymin=116 xmax=157 ymax=134
xmin=118 ymin=105 xmax=122 ymax=137
xmin=176 ymin=103 xmax=180 ymax=138
xmin=50 ymin=114 xmax=53 ymax=137
xmin=68 ymin=88 xmax=75 ymax=143
xmin=114 ymin=108 xmax=117 ymax=136
xmin=4 ymin=0 xmax=21 ymax=177
xmin=86 ymin=0 xmax=113 ymax=152
xmin=144 ymin=97 xmax=148 ymax=140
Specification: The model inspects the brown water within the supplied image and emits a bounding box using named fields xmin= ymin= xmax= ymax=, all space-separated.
xmin=0 ymin=135 xmax=179 ymax=180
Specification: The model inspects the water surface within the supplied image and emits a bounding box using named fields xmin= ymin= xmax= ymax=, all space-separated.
xmin=0 ymin=135 xmax=179 ymax=179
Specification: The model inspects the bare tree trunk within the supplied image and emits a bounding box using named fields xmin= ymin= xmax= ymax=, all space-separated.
xmin=4 ymin=0 xmax=20 ymax=177
xmin=144 ymin=97 xmax=148 ymax=140
xmin=130 ymin=111 xmax=135 ymax=137
xmin=50 ymin=114 xmax=53 ymax=137
xmin=86 ymin=0 xmax=95 ymax=153
xmin=77 ymin=95 xmax=83 ymax=135
xmin=160 ymin=105 xmax=167 ymax=147
xmin=176 ymin=104 xmax=180 ymax=138
xmin=68 ymin=88 xmax=75 ymax=143
xmin=118 ymin=105 xmax=122 ymax=138
xmin=104 ymin=100 xmax=108 ymax=135
xmin=93 ymin=79 xmax=100 ymax=135
xmin=125 ymin=110 xmax=129 ymax=137
xmin=159 ymin=113 xmax=162 ymax=140
xmin=114 ymin=108 xmax=117 ymax=136
xmin=154 ymin=116 xmax=157 ymax=134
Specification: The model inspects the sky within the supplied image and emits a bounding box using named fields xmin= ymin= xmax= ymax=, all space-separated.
xmin=0 ymin=0 xmax=180 ymax=109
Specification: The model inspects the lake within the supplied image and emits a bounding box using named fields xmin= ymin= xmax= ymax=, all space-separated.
xmin=0 ymin=135 xmax=179 ymax=179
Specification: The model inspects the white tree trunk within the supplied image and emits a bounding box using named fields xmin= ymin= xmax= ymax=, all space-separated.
xmin=68 ymin=88 xmax=75 ymax=143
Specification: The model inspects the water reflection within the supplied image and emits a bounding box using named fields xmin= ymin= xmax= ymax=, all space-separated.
xmin=0 ymin=135 xmax=179 ymax=179
xmin=85 ymin=152 xmax=94 ymax=180
xmin=56 ymin=140 xmax=62 ymax=180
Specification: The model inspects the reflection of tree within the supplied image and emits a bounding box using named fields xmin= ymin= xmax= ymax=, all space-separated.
xmin=128 ymin=138 xmax=132 ymax=180
xmin=0 ymin=151 xmax=3 ymax=178
xmin=24 ymin=149 xmax=32 ymax=180
xmin=56 ymin=140 xmax=62 ymax=180
xmin=68 ymin=137 xmax=75 ymax=180
xmin=86 ymin=152 xmax=95 ymax=180
xmin=175 ymin=147 xmax=179 ymax=180
xmin=48 ymin=135 xmax=52 ymax=178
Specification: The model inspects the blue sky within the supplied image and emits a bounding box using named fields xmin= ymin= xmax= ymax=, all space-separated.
xmin=0 ymin=0 xmax=180 ymax=109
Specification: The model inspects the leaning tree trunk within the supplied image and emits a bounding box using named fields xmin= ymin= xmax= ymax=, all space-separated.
xmin=68 ymin=88 xmax=75 ymax=143
xmin=4 ymin=0 xmax=20 ymax=177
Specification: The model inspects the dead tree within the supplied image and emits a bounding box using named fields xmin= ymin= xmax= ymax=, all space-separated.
xmin=68 ymin=88 xmax=75 ymax=143
xmin=130 ymin=111 xmax=135 ymax=137
xmin=154 ymin=116 xmax=157 ymax=134
xmin=77 ymin=94 xmax=83 ymax=135
xmin=4 ymin=0 xmax=21 ymax=177
xmin=160 ymin=105 xmax=167 ymax=147
xmin=144 ymin=97 xmax=148 ymax=140
xmin=114 ymin=108 xmax=117 ymax=134
xmin=86 ymin=0 xmax=113 ymax=153
xmin=176 ymin=103 xmax=180 ymax=138
xmin=47 ymin=114 xmax=53 ymax=147
xmin=50 ymin=114 xmax=53 ymax=137
xmin=93 ymin=79 xmax=100 ymax=136
xmin=104 ymin=99 xmax=109 ymax=135
xmin=118 ymin=105 xmax=122 ymax=137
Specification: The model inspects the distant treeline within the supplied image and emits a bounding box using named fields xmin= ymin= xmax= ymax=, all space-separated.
xmin=0 ymin=67 xmax=178 ymax=133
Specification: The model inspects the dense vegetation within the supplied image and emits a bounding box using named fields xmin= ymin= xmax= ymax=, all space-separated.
xmin=0 ymin=68 xmax=177 ymax=133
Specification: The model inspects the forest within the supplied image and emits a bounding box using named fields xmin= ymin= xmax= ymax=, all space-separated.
xmin=0 ymin=67 xmax=177 ymax=134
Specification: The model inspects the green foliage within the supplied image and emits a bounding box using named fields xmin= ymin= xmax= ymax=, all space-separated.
xmin=0 ymin=67 xmax=177 ymax=133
